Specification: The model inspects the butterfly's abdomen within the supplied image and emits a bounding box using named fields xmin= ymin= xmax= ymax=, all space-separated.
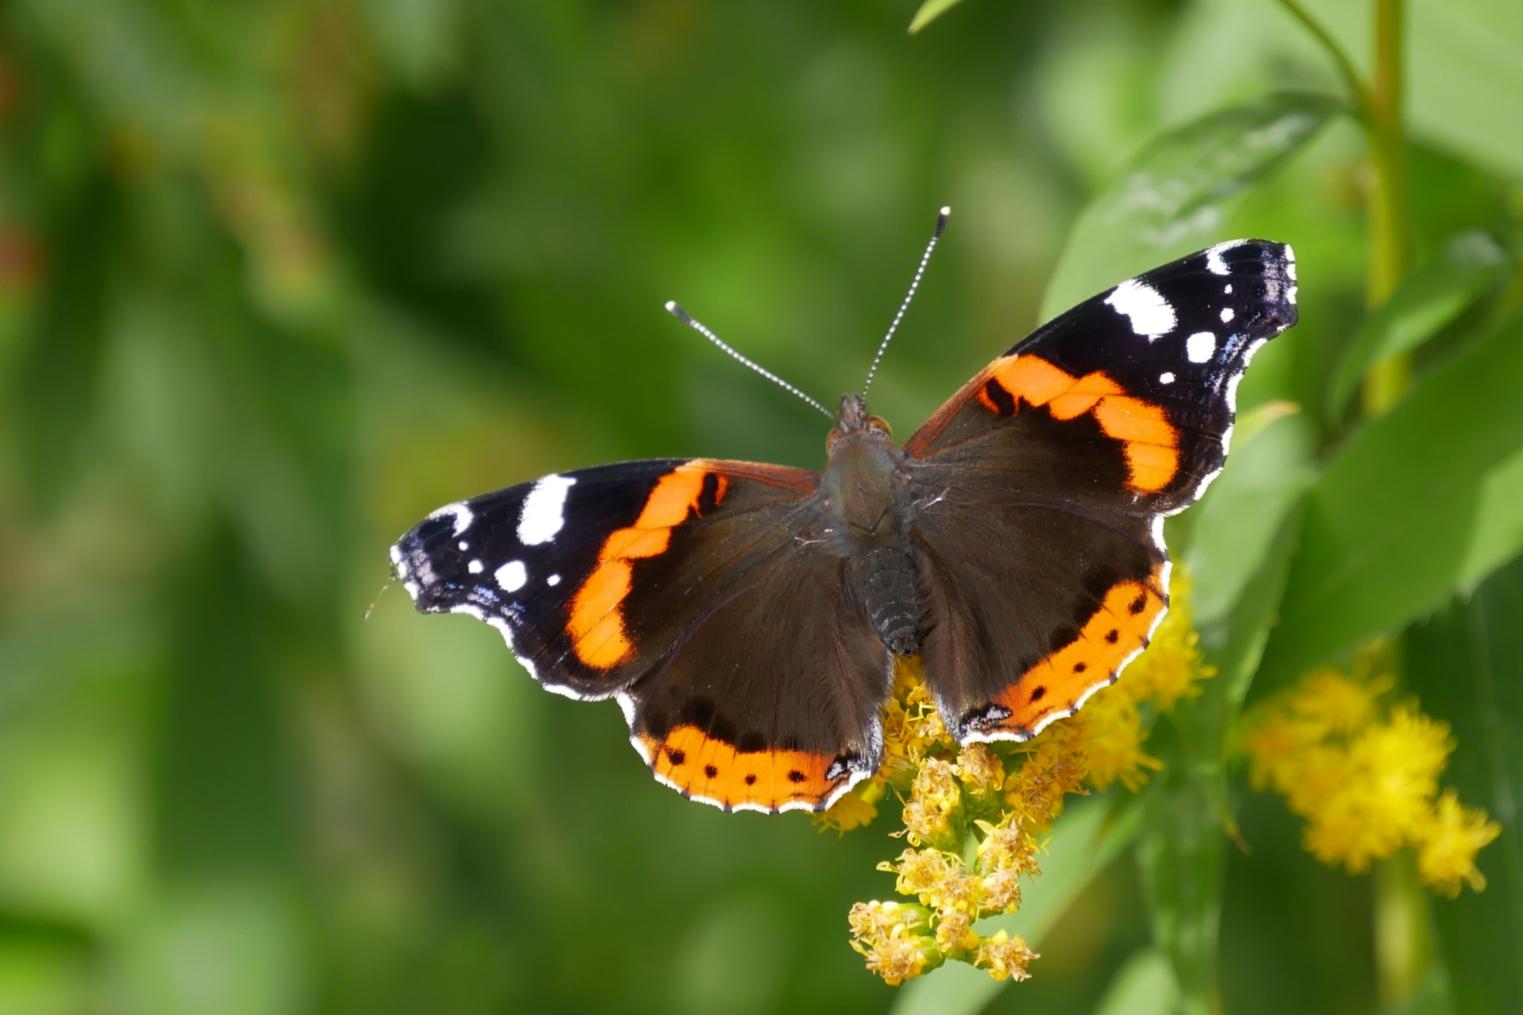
xmin=820 ymin=431 xmax=922 ymax=654
xmin=849 ymin=545 xmax=922 ymax=655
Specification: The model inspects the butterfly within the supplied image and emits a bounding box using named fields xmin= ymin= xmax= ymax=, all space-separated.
xmin=390 ymin=212 xmax=1298 ymax=814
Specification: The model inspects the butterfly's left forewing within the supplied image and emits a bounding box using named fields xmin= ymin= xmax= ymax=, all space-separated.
xmin=905 ymin=240 xmax=1298 ymax=742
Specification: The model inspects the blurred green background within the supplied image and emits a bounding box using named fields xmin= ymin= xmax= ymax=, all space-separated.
xmin=2 ymin=1 xmax=1521 ymax=1013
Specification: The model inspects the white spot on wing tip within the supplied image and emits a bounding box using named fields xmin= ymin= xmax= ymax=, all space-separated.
xmin=467 ymin=559 xmax=484 ymax=574
xmin=1186 ymin=331 xmax=1216 ymax=363
xmin=495 ymin=559 xmax=528 ymax=592
xmin=388 ymin=544 xmax=403 ymax=567
xmin=428 ymin=502 xmax=474 ymax=536
xmin=1160 ymin=371 xmax=1175 ymax=384
xmin=1205 ymin=239 xmax=1247 ymax=276
xmin=1104 ymin=279 xmax=1177 ymax=340
xmin=518 ymin=474 xmax=576 ymax=546
xmin=1220 ymin=307 xmax=1235 ymax=323
xmin=547 ymin=574 xmax=561 ymax=586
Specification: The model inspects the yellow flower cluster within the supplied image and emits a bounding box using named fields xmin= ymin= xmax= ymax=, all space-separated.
xmin=1243 ymin=664 xmax=1499 ymax=896
xmin=850 ymin=770 xmax=1043 ymax=985
xmin=840 ymin=568 xmax=1217 ymax=986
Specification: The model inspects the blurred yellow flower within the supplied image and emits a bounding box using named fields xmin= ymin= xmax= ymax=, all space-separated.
xmin=816 ymin=780 xmax=883 ymax=835
xmin=1416 ymin=790 xmax=1501 ymax=897
xmin=1075 ymin=691 xmax=1162 ymax=792
xmin=1295 ymin=667 xmax=1391 ymax=736
xmin=1242 ymin=660 xmax=1496 ymax=893
xmin=1119 ymin=568 xmax=1215 ymax=712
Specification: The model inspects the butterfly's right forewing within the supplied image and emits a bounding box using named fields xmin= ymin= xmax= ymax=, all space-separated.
xmin=904 ymin=241 xmax=1298 ymax=741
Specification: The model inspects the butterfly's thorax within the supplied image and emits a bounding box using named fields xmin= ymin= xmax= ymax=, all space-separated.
xmin=819 ymin=399 xmax=922 ymax=655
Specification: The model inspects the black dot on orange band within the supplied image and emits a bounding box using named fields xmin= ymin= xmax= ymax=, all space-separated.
xmin=744 ymin=774 xmax=757 ymax=785
xmin=787 ymin=770 xmax=806 ymax=783
xmin=983 ymin=378 xmax=1016 ymax=416
xmin=668 ymin=748 xmax=686 ymax=765
xmin=1029 ymin=686 xmax=1047 ymax=702
xmin=704 ymin=764 xmax=718 ymax=778
xmin=1105 ymin=629 xmax=1119 ymax=644
xmin=1129 ymin=592 xmax=1148 ymax=614
xmin=1074 ymin=661 xmax=1087 ymax=673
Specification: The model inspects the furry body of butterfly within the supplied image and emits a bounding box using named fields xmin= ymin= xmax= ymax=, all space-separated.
xmin=821 ymin=394 xmax=923 ymax=656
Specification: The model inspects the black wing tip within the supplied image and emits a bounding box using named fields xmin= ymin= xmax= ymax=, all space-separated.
xmin=389 ymin=525 xmax=458 ymax=614
xmin=1193 ymin=238 xmax=1299 ymax=326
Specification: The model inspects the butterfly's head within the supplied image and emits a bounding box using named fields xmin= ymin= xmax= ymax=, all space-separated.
xmin=830 ymin=393 xmax=893 ymax=451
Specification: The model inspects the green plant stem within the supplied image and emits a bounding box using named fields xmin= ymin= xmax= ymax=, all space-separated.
xmin=1275 ymin=0 xmax=1374 ymax=117
xmin=1361 ymin=0 xmax=1414 ymax=415
xmin=1374 ymin=855 xmax=1432 ymax=1007
xmin=1364 ymin=1 xmax=1430 ymax=1002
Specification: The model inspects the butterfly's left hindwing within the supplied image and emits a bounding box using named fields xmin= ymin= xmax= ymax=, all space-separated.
xmin=904 ymin=240 xmax=1298 ymax=741
xmin=391 ymin=458 xmax=890 ymax=812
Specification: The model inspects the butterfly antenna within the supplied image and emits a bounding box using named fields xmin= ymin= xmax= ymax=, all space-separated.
xmin=862 ymin=205 xmax=950 ymax=397
xmin=364 ymin=578 xmax=393 ymax=621
xmin=665 ymin=300 xmax=834 ymax=420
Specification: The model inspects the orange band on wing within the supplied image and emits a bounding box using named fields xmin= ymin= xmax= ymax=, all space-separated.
xmin=567 ymin=463 xmax=725 ymax=669
xmin=984 ymin=355 xmax=1180 ymax=493
xmin=636 ymin=724 xmax=839 ymax=811
xmin=990 ymin=564 xmax=1168 ymax=735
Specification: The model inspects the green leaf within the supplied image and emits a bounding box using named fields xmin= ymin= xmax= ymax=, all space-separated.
xmin=1186 ymin=404 xmax=1319 ymax=630
xmin=1329 ymin=231 xmax=1510 ymax=416
xmin=888 ymin=796 xmax=1142 ymax=1015
xmin=1138 ymin=496 xmax=1304 ymax=1013
xmin=907 ymin=0 xmax=967 ymax=34
xmin=1258 ymin=312 xmax=1523 ymax=685
xmin=1094 ymin=949 xmax=1181 ymax=1015
xmin=1041 ymin=92 xmax=1341 ymax=317
xmin=1403 ymin=556 xmax=1523 ymax=1014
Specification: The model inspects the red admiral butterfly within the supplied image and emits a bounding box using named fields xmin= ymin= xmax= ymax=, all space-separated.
xmin=391 ymin=211 xmax=1298 ymax=814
